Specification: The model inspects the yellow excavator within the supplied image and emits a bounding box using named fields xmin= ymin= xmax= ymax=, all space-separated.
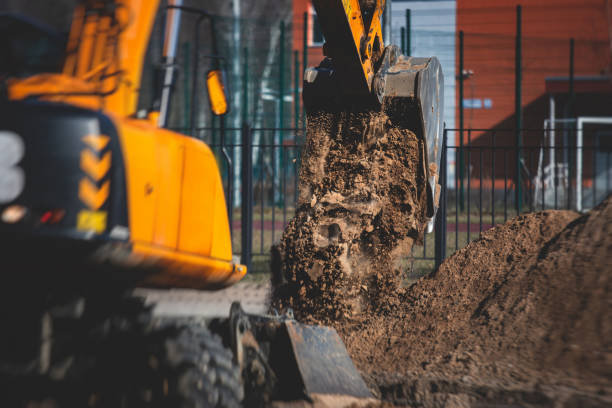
xmin=0 ymin=0 xmax=442 ymax=406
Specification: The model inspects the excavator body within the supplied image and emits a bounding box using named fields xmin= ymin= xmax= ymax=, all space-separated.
xmin=1 ymin=0 xmax=244 ymax=290
xmin=0 ymin=1 xmax=375 ymax=406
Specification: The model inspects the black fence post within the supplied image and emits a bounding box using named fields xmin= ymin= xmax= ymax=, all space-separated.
xmin=241 ymin=123 xmax=253 ymax=273
xmin=515 ymin=4 xmax=523 ymax=214
xmin=569 ymin=38 xmax=575 ymax=111
xmin=220 ymin=116 xmax=232 ymax=233
xmin=435 ymin=132 xmax=448 ymax=270
xmin=458 ymin=30 xmax=465 ymax=211
xmin=405 ymin=9 xmax=411 ymax=56
xmin=566 ymin=38 xmax=575 ymax=209
xmin=302 ymin=12 xmax=308 ymax=133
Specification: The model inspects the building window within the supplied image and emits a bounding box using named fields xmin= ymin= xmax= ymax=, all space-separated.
xmin=312 ymin=13 xmax=324 ymax=45
xmin=309 ymin=5 xmax=324 ymax=46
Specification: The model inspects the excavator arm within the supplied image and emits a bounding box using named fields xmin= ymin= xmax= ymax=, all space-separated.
xmin=305 ymin=0 xmax=445 ymax=226
xmin=311 ymin=0 xmax=386 ymax=95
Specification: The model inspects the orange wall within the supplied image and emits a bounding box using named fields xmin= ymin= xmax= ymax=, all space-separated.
xmin=456 ymin=0 xmax=611 ymax=141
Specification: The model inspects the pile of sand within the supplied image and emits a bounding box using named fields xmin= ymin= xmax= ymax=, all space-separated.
xmin=341 ymin=198 xmax=612 ymax=406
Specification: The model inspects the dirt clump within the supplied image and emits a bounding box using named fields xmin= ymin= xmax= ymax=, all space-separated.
xmin=340 ymin=198 xmax=612 ymax=406
xmin=271 ymin=107 xmax=429 ymax=323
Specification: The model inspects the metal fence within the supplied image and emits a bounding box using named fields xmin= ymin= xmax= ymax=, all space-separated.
xmin=197 ymin=126 xmax=612 ymax=275
xmin=186 ymin=125 xmax=303 ymax=273
xmin=432 ymin=127 xmax=612 ymax=272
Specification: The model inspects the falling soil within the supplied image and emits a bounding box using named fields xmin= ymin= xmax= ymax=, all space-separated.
xmin=271 ymin=107 xmax=429 ymax=323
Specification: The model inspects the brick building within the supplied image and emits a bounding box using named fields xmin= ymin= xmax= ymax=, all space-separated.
xmin=457 ymin=0 xmax=612 ymax=142
xmin=290 ymin=0 xmax=612 ymax=206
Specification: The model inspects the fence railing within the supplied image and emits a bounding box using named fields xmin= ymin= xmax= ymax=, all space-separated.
xmin=432 ymin=127 xmax=612 ymax=271
xmin=189 ymin=125 xmax=303 ymax=273
xmin=194 ymin=126 xmax=612 ymax=275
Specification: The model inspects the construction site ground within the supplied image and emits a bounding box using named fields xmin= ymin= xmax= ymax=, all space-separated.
xmin=134 ymin=282 xmax=271 ymax=318
xmin=301 ymin=198 xmax=611 ymax=407
xmin=265 ymin=104 xmax=611 ymax=406
xmin=136 ymin=197 xmax=612 ymax=407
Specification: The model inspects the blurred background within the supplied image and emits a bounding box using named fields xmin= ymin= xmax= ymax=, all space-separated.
xmin=2 ymin=0 xmax=611 ymax=275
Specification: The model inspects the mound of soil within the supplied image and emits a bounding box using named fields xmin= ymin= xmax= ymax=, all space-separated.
xmin=271 ymin=108 xmax=429 ymax=322
xmin=341 ymin=198 xmax=612 ymax=406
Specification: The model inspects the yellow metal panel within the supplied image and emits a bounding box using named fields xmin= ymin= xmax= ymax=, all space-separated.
xmin=7 ymin=75 xmax=101 ymax=110
xmin=103 ymin=0 xmax=161 ymax=115
xmin=342 ymin=0 xmax=366 ymax=57
xmin=117 ymin=117 xmax=234 ymax=280
xmin=132 ymin=242 xmax=246 ymax=287
xmin=312 ymin=0 xmax=386 ymax=92
xmin=115 ymin=118 xmax=157 ymax=245
xmin=152 ymin=130 xmax=183 ymax=249
xmin=63 ymin=4 xmax=85 ymax=76
xmin=90 ymin=16 xmax=112 ymax=76
xmin=178 ymin=138 xmax=218 ymax=257
xmin=75 ymin=13 xmax=99 ymax=78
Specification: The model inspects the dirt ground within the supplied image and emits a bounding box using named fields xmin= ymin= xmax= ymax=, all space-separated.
xmin=272 ymin=102 xmax=611 ymax=406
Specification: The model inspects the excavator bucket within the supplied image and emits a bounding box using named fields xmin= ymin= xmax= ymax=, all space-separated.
xmin=229 ymin=303 xmax=374 ymax=405
xmin=303 ymin=45 xmax=444 ymax=225
xmin=304 ymin=0 xmax=444 ymax=225
xmin=284 ymin=321 xmax=374 ymax=402
xmin=375 ymin=48 xmax=445 ymax=226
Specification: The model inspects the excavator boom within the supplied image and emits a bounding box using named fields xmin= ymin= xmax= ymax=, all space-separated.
xmin=311 ymin=0 xmax=385 ymax=95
